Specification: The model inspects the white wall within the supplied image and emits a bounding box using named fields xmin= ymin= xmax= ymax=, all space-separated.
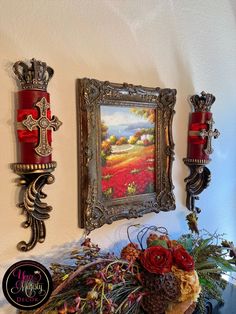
xmin=0 ymin=0 xmax=236 ymax=312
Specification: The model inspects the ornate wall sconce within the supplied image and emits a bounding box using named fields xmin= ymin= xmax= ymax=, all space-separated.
xmin=183 ymin=92 xmax=220 ymax=233
xmin=12 ymin=58 xmax=62 ymax=251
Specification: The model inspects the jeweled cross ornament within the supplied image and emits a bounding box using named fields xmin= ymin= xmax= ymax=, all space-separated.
xmin=23 ymin=97 xmax=62 ymax=156
xmin=199 ymin=117 xmax=220 ymax=155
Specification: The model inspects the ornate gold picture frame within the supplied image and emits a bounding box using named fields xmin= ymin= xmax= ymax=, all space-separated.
xmin=77 ymin=78 xmax=176 ymax=232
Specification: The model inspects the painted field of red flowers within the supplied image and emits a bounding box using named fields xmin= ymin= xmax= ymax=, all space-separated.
xmin=101 ymin=145 xmax=156 ymax=199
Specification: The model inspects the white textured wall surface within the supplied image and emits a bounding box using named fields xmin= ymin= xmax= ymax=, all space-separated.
xmin=0 ymin=0 xmax=236 ymax=312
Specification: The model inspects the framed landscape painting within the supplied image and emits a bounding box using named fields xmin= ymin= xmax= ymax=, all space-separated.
xmin=77 ymin=78 xmax=176 ymax=232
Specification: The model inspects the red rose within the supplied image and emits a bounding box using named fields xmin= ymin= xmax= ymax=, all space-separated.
xmin=173 ymin=246 xmax=195 ymax=271
xmin=140 ymin=246 xmax=173 ymax=274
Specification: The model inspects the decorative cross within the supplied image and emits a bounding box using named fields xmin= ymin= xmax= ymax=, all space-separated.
xmin=199 ymin=117 xmax=220 ymax=155
xmin=23 ymin=97 xmax=62 ymax=156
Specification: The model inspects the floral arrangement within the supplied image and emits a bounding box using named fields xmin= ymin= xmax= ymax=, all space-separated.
xmin=120 ymin=226 xmax=201 ymax=314
xmin=28 ymin=226 xmax=236 ymax=314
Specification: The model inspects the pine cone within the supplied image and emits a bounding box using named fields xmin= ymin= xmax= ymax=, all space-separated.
xmin=142 ymin=271 xmax=164 ymax=293
xmin=162 ymin=272 xmax=181 ymax=302
xmin=141 ymin=271 xmax=181 ymax=313
xmin=142 ymin=293 xmax=167 ymax=314
xmin=120 ymin=243 xmax=141 ymax=262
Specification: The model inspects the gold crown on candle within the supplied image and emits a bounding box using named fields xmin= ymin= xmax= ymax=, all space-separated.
xmin=13 ymin=58 xmax=54 ymax=91
xmin=190 ymin=91 xmax=215 ymax=112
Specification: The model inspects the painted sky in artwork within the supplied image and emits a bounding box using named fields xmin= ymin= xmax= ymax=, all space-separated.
xmin=101 ymin=105 xmax=153 ymax=138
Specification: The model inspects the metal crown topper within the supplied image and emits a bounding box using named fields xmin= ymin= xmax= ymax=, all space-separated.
xmin=12 ymin=58 xmax=62 ymax=251
xmin=183 ymin=91 xmax=220 ymax=233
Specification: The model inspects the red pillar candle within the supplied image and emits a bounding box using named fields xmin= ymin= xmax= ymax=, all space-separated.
xmin=187 ymin=111 xmax=212 ymax=161
xmin=17 ymin=90 xmax=52 ymax=164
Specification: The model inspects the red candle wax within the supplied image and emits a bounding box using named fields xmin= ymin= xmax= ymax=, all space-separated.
xmin=16 ymin=90 xmax=52 ymax=164
xmin=187 ymin=111 xmax=212 ymax=161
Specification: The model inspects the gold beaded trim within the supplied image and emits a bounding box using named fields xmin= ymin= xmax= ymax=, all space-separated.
xmin=11 ymin=161 xmax=57 ymax=174
xmin=183 ymin=158 xmax=210 ymax=165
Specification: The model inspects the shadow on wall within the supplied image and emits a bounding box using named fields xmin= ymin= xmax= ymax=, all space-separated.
xmin=229 ymin=0 xmax=236 ymax=24
xmin=171 ymin=43 xmax=195 ymax=209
